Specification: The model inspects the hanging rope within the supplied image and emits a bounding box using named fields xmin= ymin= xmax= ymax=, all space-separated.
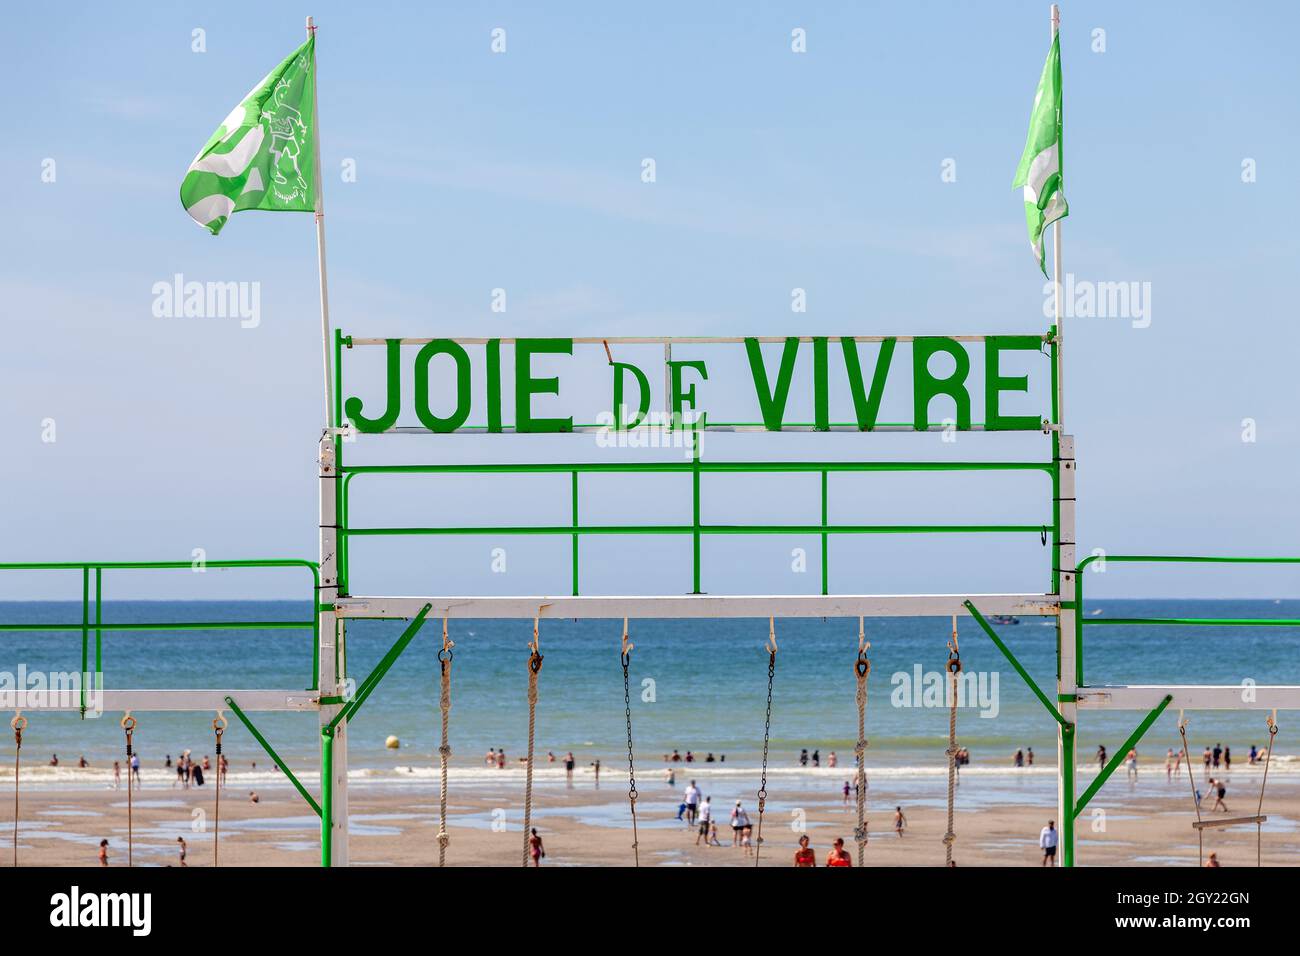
xmin=854 ymin=618 xmax=870 ymax=866
xmin=521 ymin=617 xmax=543 ymax=868
xmin=943 ymin=615 xmax=960 ymax=866
xmin=1176 ymin=713 xmax=1203 ymax=865
xmin=212 ymin=713 xmax=225 ymax=866
xmin=754 ymin=616 xmax=777 ymax=867
xmin=121 ymin=714 xmax=136 ymax=867
xmin=11 ymin=714 xmax=25 ymax=868
xmin=1255 ymin=711 xmax=1277 ymax=867
xmin=437 ymin=617 xmax=454 ymax=867
xmin=621 ymin=618 xmax=640 ymax=866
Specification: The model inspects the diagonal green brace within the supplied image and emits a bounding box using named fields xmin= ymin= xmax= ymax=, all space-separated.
xmin=1073 ymin=693 xmax=1173 ymax=819
xmin=224 ymin=695 xmax=322 ymax=818
xmin=326 ymin=603 xmax=433 ymax=733
xmin=964 ymin=600 xmax=1066 ymax=727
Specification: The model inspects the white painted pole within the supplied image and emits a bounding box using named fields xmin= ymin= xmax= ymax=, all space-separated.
xmin=307 ymin=16 xmax=335 ymax=430
xmin=1051 ymin=3 xmax=1064 ymax=430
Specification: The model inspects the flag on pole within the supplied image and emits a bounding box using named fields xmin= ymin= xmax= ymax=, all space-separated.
xmin=180 ymin=37 xmax=316 ymax=235
xmin=1012 ymin=33 xmax=1067 ymax=275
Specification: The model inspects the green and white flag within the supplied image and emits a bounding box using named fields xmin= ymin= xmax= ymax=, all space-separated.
xmin=180 ymin=37 xmax=316 ymax=235
xmin=1012 ymin=33 xmax=1068 ymax=275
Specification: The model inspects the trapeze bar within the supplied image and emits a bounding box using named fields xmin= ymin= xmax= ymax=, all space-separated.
xmin=1076 ymin=685 xmax=1300 ymax=710
xmin=335 ymin=593 xmax=1059 ymax=621
xmin=1192 ymin=815 xmax=1267 ymax=830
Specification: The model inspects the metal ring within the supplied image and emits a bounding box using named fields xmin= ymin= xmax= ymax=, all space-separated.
xmin=438 ymin=648 xmax=453 ymax=663
xmin=10 ymin=715 xmax=27 ymax=732
xmin=529 ymin=652 xmax=544 ymax=674
xmin=855 ymin=658 xmax=870 ymax=677
xmin=120 ymin=715 xmax=136 ymax=731
xmin=212 ymin=715 xmax=228 ymax=732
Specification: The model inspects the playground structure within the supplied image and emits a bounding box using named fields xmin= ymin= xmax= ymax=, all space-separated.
xmin=3 ymin=328 xmax=1298 ymax=868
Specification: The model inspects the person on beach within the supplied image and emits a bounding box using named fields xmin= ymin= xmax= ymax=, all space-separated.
xmin=696 ymin=796 xmax=712 ymax=845
xmin=78 ymin=755 xmax=88 ymax=768
xmin=665 ymin=767 xmax=676 ymax=787
xmin=130 ymin=752 xmax=141 ymax=789
xmin=684 ymin=780 xmax=700 ymax=825
xmin=1125 ymin=749 xmax=1138 ymax=779
xmin=1223 ymin=746 xmax=1231 ymax=771
xmin=203 ymin=755 xmax=211 ymax=772
xmin=485 ymin=747 xmax=495 ymax=766
xmin=800 ymin=748 xmax=808 ymax=767
xmin=1014 ymin=748 xmax=1024 ymax=768
xmin=192 ymin=760 xmax=205 ymax=787
xmin=670 ymin=749 xmax=682 ymax=763
xmin=528 ymin=827 xmax=544 ymax=866
xmin=176 ymin=836 xmax=187 ymax=867
xmin=498 ymin=749 xmax=507 ymax=770
xmin=812 ymin=749 xmax=820 ymax=768
xmin=707 ymin=819 xmax=721 ymax=846
xmin=1173 ymin=747 xmax=1182 ymax=774
xmin=165 ymin=755 xmax=172 ymax=769
xmin=730 ymin=801 xmax=750 ymax=846
xmin=826 ymin=837 xmax=851 ymax=867
xmin=1249 ymin=744 xmax=1258 ymax=765
xmin=547 ymin=751 xmax=556 ymax=763
xmin=741 ymin=825 xmax=754 ymax=857
xmin=1211 ymin=779 xmax=1228 ymax=813
xmin=705 ymin=752 xmax=715 ymax=763
xmin=1212 ymin=743 xmax=1222 ymax=769
xmin=685 ymin=751 xmax=694 ymax=763
xmin=1026 ymin=747 xmax=1034 ymax=766
xmin=842 ymin=781 xmax=851 ymax=806
xmin=563 ymin=752 xmax=575 ymax=784
xmin=98 ymin=839 xmax=108 ymax=866
xmin=1205 ymin=852 xmax=1221 ymax=868
xmin=249 ymin=791 xmax=260 ymax=803
xmin=590 ymin=759 xmax=600 ymax=785
xmin=1203 ymin=746 xmax=1212 ymax=773
xmin=1096 ymin=746 xmax=1106 ymax=769
xmin=50 ymin=754 xmax=59 ymax=767
xmin=1039 ymin=821 xmax=1058 ymax=866
xmin=1165 ymin=748 xmax=1175 ymax=779
xmin=219 ymin=753 xmax=228 ymax=788
xmin=794 ymin=834 xmax=816 ymax=867
xmin=828 ymin=751 xmax=837 ymax=768
xmin=893 ymin=806 xmax=907 ymax=837
xmin=112 ymin=761 xmax=121 ymax=790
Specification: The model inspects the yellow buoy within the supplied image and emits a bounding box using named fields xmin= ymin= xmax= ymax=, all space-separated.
xmin=385 ymin=735 xmax=400 ymax=750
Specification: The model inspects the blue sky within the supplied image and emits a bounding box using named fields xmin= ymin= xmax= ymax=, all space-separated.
xmin=1 ymin=1 xmax=1297 ymax=599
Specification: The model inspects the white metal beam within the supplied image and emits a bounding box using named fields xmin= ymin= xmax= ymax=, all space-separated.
xmin=0 ymin=690 xmax=318 ymax=712
xmin=1077 ymin=685 xmax=1300 ymax=710
xmin=336 ymin=593 xmax=1058 ymax=621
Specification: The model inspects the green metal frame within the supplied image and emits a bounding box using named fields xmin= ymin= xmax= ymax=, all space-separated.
xmin=0 ymin=560 xmax=322 ymax=691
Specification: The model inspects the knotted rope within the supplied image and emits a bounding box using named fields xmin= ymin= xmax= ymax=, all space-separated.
xmin=854 ymin=618 xmax=871 ymax=866
xmin=438 ymin=617 xmax=454 ymax=867
xmin=522 ymin=617 xmax=543 ymax=867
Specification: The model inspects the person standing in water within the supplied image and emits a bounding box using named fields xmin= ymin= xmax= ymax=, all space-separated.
xmin=893 ymin=806 xmax=907 ymax=837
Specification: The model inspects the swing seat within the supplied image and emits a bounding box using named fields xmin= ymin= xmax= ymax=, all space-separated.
xmin=1192 ymin=814 xmax=1266 ymax=830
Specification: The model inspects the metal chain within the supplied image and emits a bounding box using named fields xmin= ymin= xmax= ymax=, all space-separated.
xmin=943 ymin=618 xmax=959 ymax=866
xmin=621 ymin=619 xmax=639 ymax=866
xmin=437 ymin=618 xmax=454 ymax=867
xmin=754 ymin=617 xmax=777 ymax=867
xmin=212 ymin=714 xmax=226 ymax=867
xmin=854 ymin=618 xmax=870 ymax=866
xmin=522 ymin=618 xmax=543 ymax=867
xmin=122 ymin=714 xmax=136 ymax=867
xmin=11 ymin=714 xmax=25 ymax=868
xmin=1256 ymin=713 xmax=1277 ymax=867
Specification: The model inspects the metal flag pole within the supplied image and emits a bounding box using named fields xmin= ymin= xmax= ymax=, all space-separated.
xmin=307 ymin=15 xmax=335 ymax=431
xmin=1051 ymin=3 xmax=1064 ymax=429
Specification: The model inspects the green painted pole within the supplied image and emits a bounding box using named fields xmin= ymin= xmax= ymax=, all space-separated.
xmin=964 ymin=601 xmax=1066 ymax=726
xmin=94 ymin=568 xmax=102 ymax=680
xmin=821 ymin=470 xmax=829 ymax=596
xmin=1061 ymin=722 xmax=1075 ymax=866
xmin=571 ymin=471 xmax=579 ymax=596
xmin=320 ymin=728 xmax=333 ymax=867
xmin=328 ymin=604 xmax=433 ymax=732
xmin=1074 ymin=694 xmax=1173 ymax=818
xmin=224 ymin=696 xmax=322 ymax=818
xmin=79 ymin=566 xmax=88 ymax=716
xmin=692 ymin=429 xmax=702 ymax=594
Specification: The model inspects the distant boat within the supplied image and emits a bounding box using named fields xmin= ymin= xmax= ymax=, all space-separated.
xmin=1090 ymin=608 xmax=1103 ymax=616
xmin=990 ymin=615 xmax=1019 ymax=625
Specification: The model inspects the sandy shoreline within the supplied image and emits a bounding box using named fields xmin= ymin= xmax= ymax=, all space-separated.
xmin=5 ymin=762 xmax=1297 ymax=867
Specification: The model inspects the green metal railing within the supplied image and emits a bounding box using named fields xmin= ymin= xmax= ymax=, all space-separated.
xmin=339 ymin=460 xmax=1056 ymax=597
xmin=0 ymin=560 xmax=322 ymax=693
xmin=1073 ymin=554 xmax=1300 ymax=686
